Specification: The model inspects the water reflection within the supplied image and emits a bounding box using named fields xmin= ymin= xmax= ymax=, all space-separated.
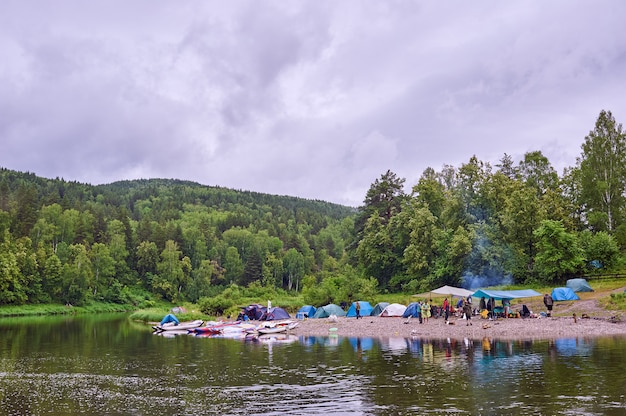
xmin=1 ymin=315 xmax=626 ymax=415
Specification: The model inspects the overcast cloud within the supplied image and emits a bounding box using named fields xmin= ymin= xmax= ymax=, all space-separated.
xmin=1 ymin=1 xmax=625 ymax=206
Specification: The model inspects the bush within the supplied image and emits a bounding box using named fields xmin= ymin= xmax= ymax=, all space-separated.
xmin=605 ymin=292 xmax=626 ymax=310
xmin=198 ymin=295 xmax=235 ymax=316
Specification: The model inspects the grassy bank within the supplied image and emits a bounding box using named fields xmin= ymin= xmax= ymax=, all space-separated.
xmin=0 ymin=302 xmax=134 ymax=318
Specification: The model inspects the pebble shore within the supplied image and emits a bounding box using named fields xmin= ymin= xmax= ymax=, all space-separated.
xmin=288 ymin=315 xmax=626 ymax=340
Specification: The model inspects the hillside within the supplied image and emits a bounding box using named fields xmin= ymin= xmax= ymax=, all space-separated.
xmin=0 ymin=167 xmax=358 ymax=306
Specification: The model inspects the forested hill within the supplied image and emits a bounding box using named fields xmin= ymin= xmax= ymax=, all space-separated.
xmin=2 ymin=110 xmax=625 ymax=308
xmin=0 ymin=167 xmax=357 ymax=306
xmin=94 ymin=178 xmax=355 ymax=220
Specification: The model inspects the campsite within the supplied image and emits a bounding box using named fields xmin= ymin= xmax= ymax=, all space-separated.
xmin=286 ymin=279 xmax=626 ymax=340
xmin=150 ymin=279 xmax=626 ymax=341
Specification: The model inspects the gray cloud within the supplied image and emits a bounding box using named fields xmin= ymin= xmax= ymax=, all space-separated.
xmin=1 ymin=1 xmax=625 ymax=206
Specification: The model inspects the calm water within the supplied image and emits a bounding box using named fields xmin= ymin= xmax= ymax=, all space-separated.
xmin=1 ymin=314 xmax=625 ymax=415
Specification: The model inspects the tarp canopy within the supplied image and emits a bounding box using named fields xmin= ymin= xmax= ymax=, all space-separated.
xmin=297 ymin=305 xmax=317 ymax=318
xmin=346 ymin=301 xmax=374 ymax=317
xmin=431 ymin=285 xmax=475 ymax=298
xmin=414 ymin=285 xmax=474 ymax=299
xmin=472 ymin=289 xmax=542 ymax=301
xmin=371 ymin=302 xmax=390 ymax=316
xmin=312 ymin=303 xmax=346 ymax=318
xmin=551 ymin=287 xmax=580 ymax=301
xmin=380 ymin=303 xmax=406 ymax=317
xmin=566 ymin=278 xmax=594 ymax=292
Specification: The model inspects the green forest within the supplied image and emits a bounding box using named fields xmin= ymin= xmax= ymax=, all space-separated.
xmin=1 ymin=110 xmax=625 ymax=309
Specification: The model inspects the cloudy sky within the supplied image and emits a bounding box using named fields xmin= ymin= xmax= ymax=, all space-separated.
xmin=1 ymin=1 xmax=625 ymax=207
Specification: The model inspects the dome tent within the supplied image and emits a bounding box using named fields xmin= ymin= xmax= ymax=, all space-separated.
xmin=551 ymin=287 xmax=580 ymax=301
xmin=296 ymin=305 xmax=317 ymax=318
xmin=403 ymin=302 xmax=421 ymax=318
xmin=379 ymin=303 xmax=406 ymax=317
xmin=259 ymin=307 xmax=291 ymax=321
xmin=566 ymin=278 xmax=593 ymax=292
xmin=312 ymin=304 xmax=346 ymax=319
xmin=371 ymin=302 xmax=390 ymax=316
xmin=346 ymin=301 xmax=374 ymax=317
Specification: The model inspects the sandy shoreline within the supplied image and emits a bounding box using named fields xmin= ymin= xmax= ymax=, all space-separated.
xmin=287 ymin=315 xmax=626 ymax=340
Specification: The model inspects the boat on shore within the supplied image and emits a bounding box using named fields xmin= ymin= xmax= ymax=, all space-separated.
xmin=257 ymin=325 xmax=288 ymax=335
xmin=152 ymin=320 xmax=204 ymax=332
xmin=253 ymin=320 xmax=300 ymax=335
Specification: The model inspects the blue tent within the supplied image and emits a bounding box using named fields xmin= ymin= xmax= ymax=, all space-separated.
xmin=296 ymin=305 xmax=317 ymax=318
xmin=551 ymin=287 xmax=580 ymax=301
xmin=472 ymin=289 xmax=542 ymax=300
xmin=160 ymin=313 xmax=179 ymax=326
xmin=403 ymin=302 xmax=422 ymax=318
xmin=260 ymin=307 xmax=291 ymax=321
xmin=312 ymin=304 xmax=346 ymax=318
xmin=346 ymin=301 xmax=374 ymax=317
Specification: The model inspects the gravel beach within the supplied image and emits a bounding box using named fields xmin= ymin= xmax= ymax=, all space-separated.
xmin=288 ymin=314 xmax=626 ymax=340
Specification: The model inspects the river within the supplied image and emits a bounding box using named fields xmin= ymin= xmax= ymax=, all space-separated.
xmin=0 ymin=313 xmax=625 ymax=415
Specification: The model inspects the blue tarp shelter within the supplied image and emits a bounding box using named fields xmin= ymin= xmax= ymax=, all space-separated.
xmin=472 ymin=289 xmax=542 ymax=300
xmin=403 ymin=302 xmax=421 ymax=318
xmin=160 ymin=314 xmax=179 ymax=326
xmin=296 ymin=305 xmax=317 ymax=318
xmin=312 ymin=304 xmax=346 ymax=318
xmin=551 ymin=287 xmax=580 ymax=301
xmin=346 ymin=301 xmax=374 ymax=317
xmin=371 ymin=302 xmax=390 ymax=316
xmin=566 ymin=278 xmax=593 ymax=292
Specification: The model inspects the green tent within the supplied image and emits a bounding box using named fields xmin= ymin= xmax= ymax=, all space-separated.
xmin=312 ymin=303 xmax=346 ymax=318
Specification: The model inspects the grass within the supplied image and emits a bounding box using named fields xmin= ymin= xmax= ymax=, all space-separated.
xmin=0 ymin=302 xmax=133 ymax=318
xmin=599 ymin=292 xmax=626 ymax=311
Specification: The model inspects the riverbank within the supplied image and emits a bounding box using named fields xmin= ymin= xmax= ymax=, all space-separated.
xmin=288 ymin=314 xmax=626 ymax=340
xmin=0 ymin=302 xmax=134 ymax=318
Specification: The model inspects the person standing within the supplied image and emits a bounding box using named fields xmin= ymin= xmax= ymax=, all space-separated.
xmin=487 ymin=297 xmax=495 ymax=319
xmin=543 ymin=293 xmax=554 ymax=317
xmin=355 ymin=301 xmax=361 ymax=319
xmin=443 ymin=297 xmax=450 ymax=323
xmin=421 ymin=300 xmax=431 ymax=323
xmin=502 ymin=298 xmax=511 ymax=318
xmin=463 ymin=299 xmax=473 ymax=326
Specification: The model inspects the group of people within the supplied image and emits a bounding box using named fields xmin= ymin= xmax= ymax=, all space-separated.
xmin=408 ymin=293 xmax=555 ymax=325
xmin=475 ymin=296 xmax=512 ymax=319
xmin=412 ymin=292 xmax=557 ymax=325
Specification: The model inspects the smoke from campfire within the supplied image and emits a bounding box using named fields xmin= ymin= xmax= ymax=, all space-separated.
xmin=462 ymin=272 xmax=513 ymax=290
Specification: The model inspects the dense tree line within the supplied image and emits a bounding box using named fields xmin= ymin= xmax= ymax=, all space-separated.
xmin=0 ymin=172 xmax=356 ymax=305
xmin=353 ymin=110 xmax=625 ymax=292
xmin=0 ymin=109 xmax=624 ymax=306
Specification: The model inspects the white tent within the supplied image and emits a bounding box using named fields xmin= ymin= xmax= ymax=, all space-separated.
xmin=379 ymin=303 xmax=407 ymax=317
